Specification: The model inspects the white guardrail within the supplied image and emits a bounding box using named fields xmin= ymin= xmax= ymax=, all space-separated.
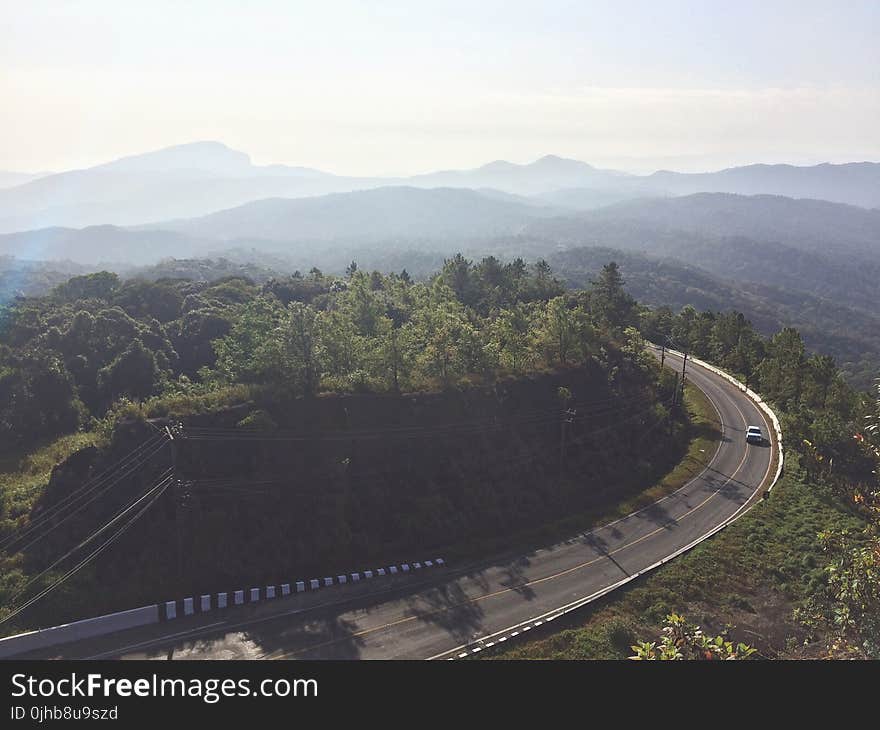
xmin=0 ymin=558 xmax=445 ymax=659
xmin=438 ymin=346 xmax=784 ymax=660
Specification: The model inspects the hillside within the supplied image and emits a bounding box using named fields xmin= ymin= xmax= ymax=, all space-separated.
xmin=547 ymin=246 xmax=880 ymax=388
xmin=645 ymin=161 xmax=880 ymax=209
xmin=150 ymin=186 xmax=558 ymax=243
xmin=530 ymin=192 xmax=880 ymax=258
xmin=526 ymin=193 xmax=880 ymax=319
xmin=0 ymin=226 xmax=214 ymax=266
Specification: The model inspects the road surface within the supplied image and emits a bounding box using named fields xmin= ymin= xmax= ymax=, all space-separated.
xmin=19 ymin=351 xmax=775 ymax=660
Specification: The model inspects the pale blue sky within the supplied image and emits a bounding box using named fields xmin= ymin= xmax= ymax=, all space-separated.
xmin=2 ymin=0 xmax=878 ymax=174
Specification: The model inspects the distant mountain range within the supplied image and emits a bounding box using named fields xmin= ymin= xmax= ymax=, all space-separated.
xmin=528 ymin=192 xmax=880 ymax=259
xmin=0 ymin=170 xmax=51 ymax=190
xmin=4 ymin=188 xmax=878 ymax=321
xmin=0 ymin=141 xmax=877 ymax=234
xmin=0 ymin=187 xmax=559 ymax=264
xmin=153 ymin=186 xmax=562 ymax=243
xmin=645 ymin=162 xmax=880 ymax=209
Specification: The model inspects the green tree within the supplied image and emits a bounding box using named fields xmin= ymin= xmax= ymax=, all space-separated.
xmin=532 ymin=259 xmax=563 ymax=301
xmin=213 ymin=297 xmax=285 ymax=383
xmin=806 ymin=354 xmax=838 ymax=409
xmin=317 ymin=307 xmax=360 ymax=379
xmin=538 ymin=297 xmax=589 ymax=365
xmin=52 ymin=271 xmax=120 ymax=302
xmin=492 ymin=304 xmax=535 ymax=372
xmin=97 ymin=339 xmax=161 ymax=403
xmin=757 ymin=327 xmax=806 ymax=409
xmin=590 ymin=262 xmax=636 ymax=332
xmin=284 ymin=302 xmax=320 ymax=395
xmin=344 ymin=273 xmax=384 ymax=336
xmin=0 ymin=351 xmax=85 ymax=448
xmin=440 ymin=254 xmax=477 ymax=308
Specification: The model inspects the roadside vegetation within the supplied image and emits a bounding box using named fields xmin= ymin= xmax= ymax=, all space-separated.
xmin=491 ymin=307 xmax=879 ymax=659
xmin=491 ymin=457 xmax=864 ymax=659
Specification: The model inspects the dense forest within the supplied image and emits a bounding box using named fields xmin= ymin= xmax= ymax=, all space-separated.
xmin=0 ymin=255 xmax=642 ymax=449
xmin=0 ymin=255 xmax=876 ymax=656
xmin=6 ymin=225 xmax=880 ymax=391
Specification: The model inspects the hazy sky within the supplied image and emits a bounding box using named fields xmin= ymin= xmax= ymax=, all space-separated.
xmin=2 ymin=0 xmax=878 ymax=175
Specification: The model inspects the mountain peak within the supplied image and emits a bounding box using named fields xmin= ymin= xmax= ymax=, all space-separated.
xmin=478 ymin=160 xmax=519 ymax=173
xmin=98 ymin=141 xmax=253 ymax=175
xmin=532 ymin=154 xmax=593 ymax=169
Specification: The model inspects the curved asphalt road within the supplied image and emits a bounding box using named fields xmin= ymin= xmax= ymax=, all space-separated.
xmin=21 ymin=351 xmax=774 ymax=660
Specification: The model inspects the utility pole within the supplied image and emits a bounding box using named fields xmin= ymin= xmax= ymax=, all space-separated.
xmin=679 ymin=352 xmax=688 ymax=406
xmin=166 ymin=424 xmax=187 ymax=590
xmin=560 ymin=407 xmax=576 ymax=474
xmin=660 ymin=343 xmax=666 ymax=370
xmin=174 ymin=481 xmax=185 ymax=589
xmin=671 ymin=372 xmax=679 ymax=407
xmin=165 ymin=425 xmax=177 ymax=478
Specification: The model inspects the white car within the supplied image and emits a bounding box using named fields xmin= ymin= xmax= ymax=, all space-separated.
xmin=745 ymin=425 xmax=764 ymax=445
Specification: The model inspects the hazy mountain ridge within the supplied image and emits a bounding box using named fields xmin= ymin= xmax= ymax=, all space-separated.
xmin=153 ymin=186 xmax=560 ymax=243
xmin=647 ymin=161 xmax=880 ymax=208
xmin=526 ymin=193 xmax=880 ymax=318
xmin=408 ymin=154 xmax=631 ymax=195
xmin=1 ymin=141 xmax=877 ymax=234
xmin=0 ymin=171 xmax=51 ymax=190
xmin=4 ymin=188 xmax=878 ymax=298
xmin=577 ymin=192 xmax=880 ymax=257
xmin=0 ymin=225 xmax=217 ymax=266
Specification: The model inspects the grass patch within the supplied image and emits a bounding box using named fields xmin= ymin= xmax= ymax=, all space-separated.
xmin=488 ymin=454 xmax=864 ymax=659
xmin=0 ymin=432 xmax=106 ymax=533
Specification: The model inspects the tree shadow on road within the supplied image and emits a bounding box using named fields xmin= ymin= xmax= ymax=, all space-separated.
xmin=158 ymin=613 xmax=368 ymax=660
xmin=497 ymin=557 xmax=536 ymax=601
xmin=403 ymin=580 xmax=486 ymax=645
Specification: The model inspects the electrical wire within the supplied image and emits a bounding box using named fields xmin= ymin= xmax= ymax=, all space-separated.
xmin=182 ymin=397 xmax=669 ymax=494
xmin=0 ymin=431 xmax=168 ymax=550
xmin=0 ymin=472 xmax=173 ymax=627
xmin=0 ymin=437 xmax=171 ymax=554
xmin=182 ymin=391 xmax=656 ymax=443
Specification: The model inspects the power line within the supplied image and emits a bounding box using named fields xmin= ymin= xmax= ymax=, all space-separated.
xmin=0 ymin=431 xmax=167 ymax=551
xmin=183 ymin=397 xmax=668 ymax=494
xmin=7 ymin=468 xmax=173 ymax=603
xmin=182 ymin=391 xmax=656 ymax=443
xmin=0 ymin=472 xmax=173 ymax=627
xmin=28 ymin=432 xmax=166 ymax=520
xmin=0 ymin=436 xmax=171 ymax=554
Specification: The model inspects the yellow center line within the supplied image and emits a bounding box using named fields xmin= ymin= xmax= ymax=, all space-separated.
xmin=268 ymin=425 xmax=755 ymax=660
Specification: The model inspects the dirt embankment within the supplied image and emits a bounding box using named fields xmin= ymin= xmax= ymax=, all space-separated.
xmin=26 ymin=358 xmax=684 ymax=623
